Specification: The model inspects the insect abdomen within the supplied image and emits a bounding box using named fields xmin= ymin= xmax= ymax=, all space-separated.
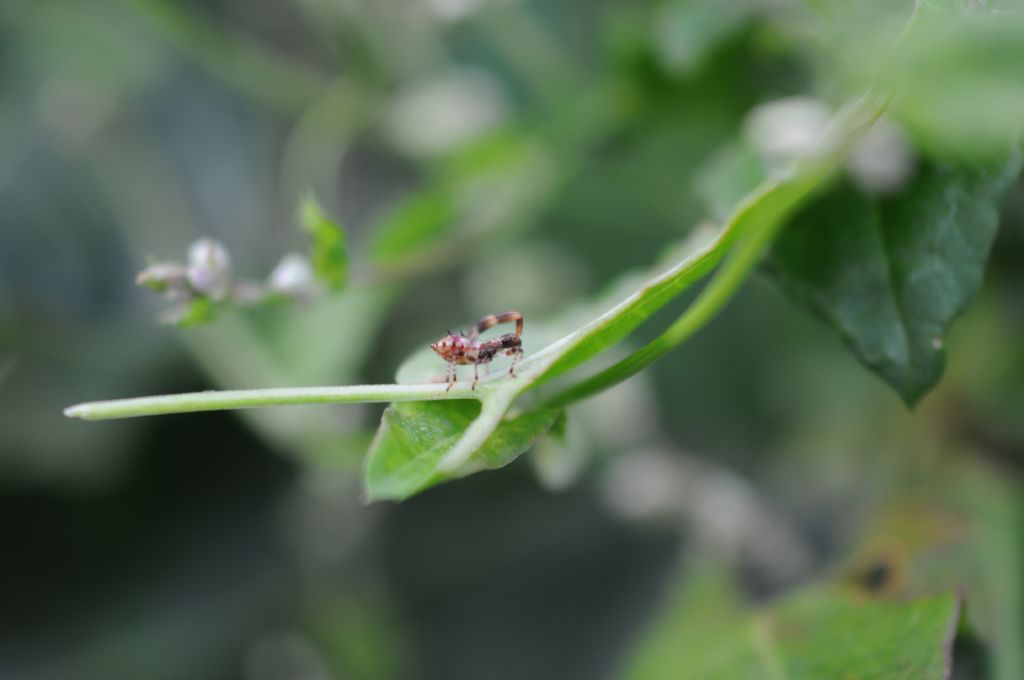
xmin=498 ymin=334 xmax=521 ymax=349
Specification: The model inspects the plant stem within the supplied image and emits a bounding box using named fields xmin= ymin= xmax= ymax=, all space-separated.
xmin=541 ymin=92 xmax=889 ymax=409
xmin=65 ymin=383 xmax=479 ymax=421
xmin=540 ymin=181 xmax=801 ymax=409
xmin=69 ymin=92 xmax=887 ymax=424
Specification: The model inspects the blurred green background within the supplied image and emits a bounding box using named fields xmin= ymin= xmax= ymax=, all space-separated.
xmin=2 ymin=0 xmax=1023 ymax=678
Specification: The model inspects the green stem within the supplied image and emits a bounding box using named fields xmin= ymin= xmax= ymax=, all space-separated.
xmin=540 ymin=182 xmax=800 ymax=409
xmin=65 ymin=383 xmax=479 ymax=421
xmin=436 ymin=390 xmax=517 ymax=472
xmin=68 ymin=93 xmax=887 ymax=424
xmin=542 ymin=92 xmax=889 ymax=409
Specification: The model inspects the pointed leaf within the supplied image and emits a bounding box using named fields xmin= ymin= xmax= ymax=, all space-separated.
xmin=771 ymin=153 xmax=1021 ymax=405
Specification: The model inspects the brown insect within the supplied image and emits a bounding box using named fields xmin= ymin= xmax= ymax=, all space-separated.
xmin=430 ymin=311 xmax=524 ymax=391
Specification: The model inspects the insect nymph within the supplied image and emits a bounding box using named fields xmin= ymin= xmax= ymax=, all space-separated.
xmin=430 ymin=311 xmax=524 ymax=391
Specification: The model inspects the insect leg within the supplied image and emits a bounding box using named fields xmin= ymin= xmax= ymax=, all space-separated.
xmin=508 ymin=346 xmax=523 ymax=377
xmin=469 ymin=311 xmax=523 ymax=340
xmin=472 ymin=362 xmax=480 ymax=390
xmin=445 ymin=362 xmax=457 ymax=392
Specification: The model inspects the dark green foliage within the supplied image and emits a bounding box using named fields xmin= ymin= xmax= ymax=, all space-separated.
xmin=772 ymin=154 xmax=1022 ymax=404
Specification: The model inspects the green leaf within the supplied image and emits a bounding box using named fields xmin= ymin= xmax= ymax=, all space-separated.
xmin=771 ymin=153 xmax=1022 ymax=405
xmin=369 ymin=129 xmax=558 ymax=272
xmin=299 ymin=193 xmax=348 ymax=290
xmin=650 ymin=0 xmax=752 ymax=76
xmin=626 ymin=566 xmax=962 ymax=680
xmin=364 ymin=401 xmax=560 ymax=501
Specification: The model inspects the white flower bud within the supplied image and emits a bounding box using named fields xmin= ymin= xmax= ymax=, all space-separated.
xmin=847 ymin=119 xmax=916 ymax=194
xmin=136 ymin=262 xmax=188 ymax=293
xmin=268 ymin=253 xmax=317 ymax=299
xmin=422 ymin=0 xmax=482 ymax=22
xmin=386 ymin=69 xmax=507 ymax=156
xmin=744 ymin=97 xmax=832 ymax=175
xmin=186 ymin=238 xmax=232 ymax=300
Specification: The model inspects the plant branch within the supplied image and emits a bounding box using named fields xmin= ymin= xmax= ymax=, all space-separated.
xmin=65 ymin=382 xmax=479 ymax=421
xmin=68 ymin=93 xmax=887 ymax=428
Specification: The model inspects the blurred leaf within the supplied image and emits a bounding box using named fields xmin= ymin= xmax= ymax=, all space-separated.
xmin=952 ymin=463 xmax=1024 ymax=680
xmin=274 ymin=290 xmax=391 ymax=384
xmin=771 ymin=153 xmax=1022 ymax=405
xmin=174 ymin=297 xmax=218 ymax=327
xmin=369 ymin=129 xmax=558 ymax=273
xmin=878 ymin=3 xmax=1024 ymax=161
xmin=123 ymin=0 xmax=328 ymax=113
xmin=529 ymin=411 xmax=593 ymax=492
xmin=651 ymin=0 xmax=751 ymax=76
xmin=364 ymin=400 xmax=559 ymax=500
xmin=370 ymin=188 xmax=456 ymax=266
xmin=696 ymin=141 xmax=765 ymax=223
xmin=811 ymin=460 xmax=1024 ymax=680
xmin=307 ymin=593 xmax=407 ymax=680
xmin=626 ymin=565 xmax=961 ymax=680
xmin=626 ymin=566 xmax=758 ymax=679
xmin=299 ymin=193 xmax=348 ymax=291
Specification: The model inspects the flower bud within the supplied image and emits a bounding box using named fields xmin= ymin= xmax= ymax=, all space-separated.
xmin=136 ymin=262 xmax=188 ymax=293
xmin=186 ymin=238 xmax=232 ymax=301
xmin=268 ymin=253 xmax=317 ymax=300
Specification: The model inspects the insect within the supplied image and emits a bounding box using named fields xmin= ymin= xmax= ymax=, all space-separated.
xmin=430 ymin=311 xmax=524 ymax=391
